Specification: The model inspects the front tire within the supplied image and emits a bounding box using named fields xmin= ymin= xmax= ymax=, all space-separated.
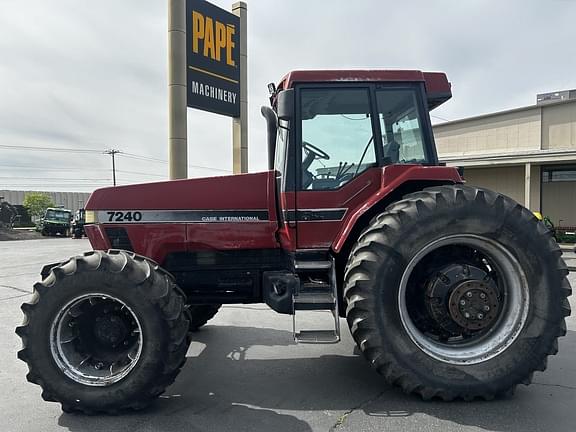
xmin=16 ymin=250 xmax=190 ymax=413
xmin=344 ymin=185 xmax=571 ymax=400
xmin=188 ymin=304 xmax=221 ymax=331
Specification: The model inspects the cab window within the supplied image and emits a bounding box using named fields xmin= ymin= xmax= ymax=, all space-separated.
xmin=299 ymin=88 xmax=375 ymax=190
xmin=376 ymin=88 xmax=428 ymax=164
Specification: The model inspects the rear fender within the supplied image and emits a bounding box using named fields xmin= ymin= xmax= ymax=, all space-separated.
xmin=332 ymin=165 xmax=463 ymax=255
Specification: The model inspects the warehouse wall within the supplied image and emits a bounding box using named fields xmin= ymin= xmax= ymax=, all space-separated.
xmin=462 ymin=166 xmax=526 ymax=206
xmin=434 ymin=108 xmax=542 ymax=156
xmin=542 ymin=102 xmax=576 ymax=150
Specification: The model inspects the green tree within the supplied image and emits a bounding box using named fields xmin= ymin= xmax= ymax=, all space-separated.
xmin=22 ymin=192 xmax=54 ymax=219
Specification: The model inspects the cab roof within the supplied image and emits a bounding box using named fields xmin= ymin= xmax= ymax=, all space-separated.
xmin=277 ymin=69 xmax=452 ymax=110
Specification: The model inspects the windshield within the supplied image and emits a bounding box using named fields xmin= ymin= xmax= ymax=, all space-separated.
xmin=45 ymin=209 xmax=71 ymax=221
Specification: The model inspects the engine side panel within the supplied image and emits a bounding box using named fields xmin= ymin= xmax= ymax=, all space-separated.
xmin=85 ymin=171 xmax=281 ymax=264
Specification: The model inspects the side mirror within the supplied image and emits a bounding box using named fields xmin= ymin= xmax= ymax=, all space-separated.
xmin=277 ymin=89 xmax=294 ymax=121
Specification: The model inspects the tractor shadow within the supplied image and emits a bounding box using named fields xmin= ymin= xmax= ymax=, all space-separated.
xmin=58 ymin=326 xmax=576 ymax=432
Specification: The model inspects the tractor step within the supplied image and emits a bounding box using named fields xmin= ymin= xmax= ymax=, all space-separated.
xmin=294 ymin=260 xmax=332 ymax=271
xmin=292 ymin=256 xmax=340 ymax=344
xmin=294 ymin=292 xmax=335 ymax=310
xmin=301 ymin=281 xmax=331 ymax=291
xmin=294 ymin=330 xmax=340 ymax=344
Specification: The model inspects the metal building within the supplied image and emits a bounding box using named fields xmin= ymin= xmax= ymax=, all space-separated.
xmin=0 ymin=190 xmax=90 ymax=213
xmin=434 ymin=91 xmax=576 ymax=228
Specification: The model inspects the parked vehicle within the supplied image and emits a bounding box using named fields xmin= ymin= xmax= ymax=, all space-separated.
xmin=36 ymin=207 xmax=72 ymax=237
xmin=17 ymin=70 xmax=571 ymax=413
xmin=72 ymin=208 xmax=86 ymax=239
xmin=0 ymin=200 xmax=18 ymax=229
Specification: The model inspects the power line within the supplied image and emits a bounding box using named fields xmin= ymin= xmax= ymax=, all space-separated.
xmin=118 ymin=153 xmax=232 ymax=173
xmin=0 ymin=144 xmax=103 ymax=153
xmin=0 ymin=177 xmax=110 ymax=181
xmin=0 ymin=163 xmax=110 ymax=171
xmin=2 ymin=183 xmax=109 ymax=186
xmin=0 ymin=165 xmax=167 ymax=179
xmin=120 ymin=152 xmax=168 ymax=164
xmin=1 ymin=144 xmax=232 ymax=174
xmin=116 ymin=169 xmax=166 ymax=178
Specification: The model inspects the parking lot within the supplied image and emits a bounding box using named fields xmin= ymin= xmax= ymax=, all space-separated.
xmin=1 ymin=238 xmax=575 ymax=432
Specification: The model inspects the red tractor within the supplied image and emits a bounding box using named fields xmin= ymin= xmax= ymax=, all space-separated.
xmin=17 ymin=70 xmax=571 ymax=413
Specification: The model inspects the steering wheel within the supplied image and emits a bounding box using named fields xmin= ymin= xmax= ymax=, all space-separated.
xmin=303 ymin=141 xmax=330 ymax=160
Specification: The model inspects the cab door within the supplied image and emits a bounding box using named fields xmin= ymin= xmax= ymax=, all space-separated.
xmin=294 ymin=86 xmax=381 ymax=249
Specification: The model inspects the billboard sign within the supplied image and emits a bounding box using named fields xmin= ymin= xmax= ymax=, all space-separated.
xmin=186 ymin=0 xmax=240 ymax=117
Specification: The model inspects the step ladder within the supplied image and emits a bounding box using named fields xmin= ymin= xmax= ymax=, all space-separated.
xmin=292 ymin=257 xmax=340 ymax=344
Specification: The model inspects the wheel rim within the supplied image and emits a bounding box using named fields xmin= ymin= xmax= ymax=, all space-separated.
xmin=50 ymin=293 xmax=143 ymax=386
xmin=398 ymin=234 xmax=529 ymax=365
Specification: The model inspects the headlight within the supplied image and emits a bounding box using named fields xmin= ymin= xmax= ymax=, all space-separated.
xmin=85 ymin=210 xmax=96 ymax=224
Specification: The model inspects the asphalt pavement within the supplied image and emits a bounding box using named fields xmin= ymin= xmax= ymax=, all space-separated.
xmin=1 ymin=238 xmax=575 ymax=432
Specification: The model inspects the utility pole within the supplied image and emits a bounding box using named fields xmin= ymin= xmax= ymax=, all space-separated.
xmin=104 ymin=149 xmax=121 ymax=186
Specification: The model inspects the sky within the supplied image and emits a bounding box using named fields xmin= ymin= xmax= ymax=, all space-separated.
xmin=1 ymin=0 xmax=575 ymax=192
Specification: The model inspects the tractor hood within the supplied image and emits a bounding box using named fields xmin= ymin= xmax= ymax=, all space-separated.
xmin=85 ymin=171 xmax=276 ymax=221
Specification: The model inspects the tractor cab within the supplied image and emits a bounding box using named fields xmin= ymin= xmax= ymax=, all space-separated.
xmin=266 ymin=70 xmax=450 ymax=192
xmin=261 ymin=70 xmax=454 ymax=251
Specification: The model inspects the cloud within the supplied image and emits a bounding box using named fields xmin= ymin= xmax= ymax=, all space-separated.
xmin=0 ymin=0 xmax=575 ymax=191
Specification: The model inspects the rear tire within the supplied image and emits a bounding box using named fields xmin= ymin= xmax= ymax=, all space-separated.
xmin=344 ymin=185 xmax=571 ymax=400
xmin=16 ymin=250 xmax=190 ymax=414
xmin=188 ymin=304 xmax=221 ymax=331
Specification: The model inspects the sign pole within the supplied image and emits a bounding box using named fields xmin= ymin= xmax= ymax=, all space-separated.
xmin=168 ymin=0 xmax=188 ymax=180
xmin=232 ymin=2 xmax=248 ymax=174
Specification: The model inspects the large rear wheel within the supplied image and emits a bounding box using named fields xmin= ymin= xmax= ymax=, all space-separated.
xmin=16 ymin=250 xmax=190 ymax=413
xmin=344 ymin=185 xmax=571 ymax=400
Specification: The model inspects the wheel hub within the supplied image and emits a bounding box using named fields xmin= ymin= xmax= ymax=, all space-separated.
xmin=399 ymin=235 xmax=530 ymax=365
xmin=94 ymin=314 xmax=129 ymax=346
xmin=50 ymin=294 xmax=142 ymax=387
xmin=448 ymin=281 xmax=500 ymax=330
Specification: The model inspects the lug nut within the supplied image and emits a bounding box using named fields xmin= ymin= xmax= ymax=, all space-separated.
xmin=484 ymin=305 xmax=490 ymax=312
xmin=480 ymin=293 xmax=486 ymax=299
xmin=466 ymin=292 xmax=473 ymax=298
xmin=460 ymin=299 xmax=466 ymax=306
xmin=464 ymin=312 xmax=471 ymax=318
xmin=477 ymin=313 xmax=484 ymax=319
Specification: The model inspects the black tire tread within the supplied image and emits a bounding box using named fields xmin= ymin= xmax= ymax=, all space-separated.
xmin=344 ymin=185 xmax=571 ymax=401
xmin=16 ymin=249 xmax=190 ymax=414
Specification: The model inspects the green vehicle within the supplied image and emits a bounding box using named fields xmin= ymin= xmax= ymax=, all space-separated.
xmin=37 ymin=207 xmax=72 ymax=237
